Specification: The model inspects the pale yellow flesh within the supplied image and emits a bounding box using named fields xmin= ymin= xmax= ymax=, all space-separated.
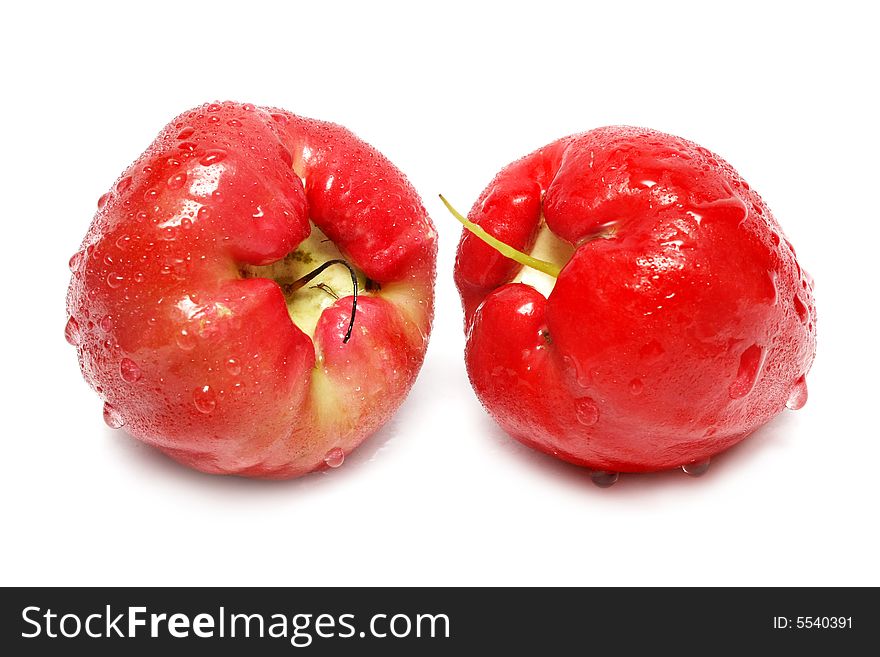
xmin=242 ymin=222 xmax=367 ymax=340
xmin=512 ymin=221 xmax=576 ymax=297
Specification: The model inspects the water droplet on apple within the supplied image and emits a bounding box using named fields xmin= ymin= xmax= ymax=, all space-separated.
xmin=323 ymin=447 xmax=345 ymax=468
xmin=167 ymin=172 xmax=187 ymax=190
xmin=64 ymin=317 xmax=81 ymax=345
xmin=116 ymin=176 xmax=133 ymax=193
xmin=177 ymin=127 xmax=195 ymax=140
xmin=115 ymin=235 xmax=131 ymax=250
xmin=106 ymin=272 xmax=124 ymax=288
xmin=227 ymin=119 xmax=242 ymax=127
xmin=134 ymin=272 xmax=145 ymax=283
xmin=120 ymin=358 xmax=142 ymax=383
xmin=68 ymin=251 xmax=84 ymax=272
xmin=682 ymin=458 xmax=711 ymax=477
xmin=178 ymin=141 xmax=197 ymax=152
xmin=728 ymin=344 xmax=765 ymax=400
xmin=180 ymin=217 xmax=192 ymax=230
xmin=242 ymin=103 xmax=255 ymax=111
xmin=206 ymin=103 xmax=221 ymax=112
xmin=193 ymin=385 xmax=216 ymax=413
xmin=103 ymin=402 xmax=124 ymax=429
xmin=97 ymin=193 xmax=111 ymax=210
xmin=629 ymin=378 xmax=644 ymax=395
xmin=639 ymin=340 xmax=665 ymax=361
xmin=786 ymin=375 xmax=808 ymax=410
xmin=591 ymin=470 xmax=618 ymax=488
xmin=199 ymin=149 xmax=227 ymax=166
xmin=278 ymin=145 xmax=293 ymax=167
xmin=766 ymin=271 xmax=778 ymax=306
xmin=176 ymin=329 xmax=196 ymax=350
xmin=225 ymin=357 xmax=241 ymax=376
xmin=574 ymin=397 xmax=599 ymax=426
xmin=793 ymin=294 xmax=808 ymax=323
xmin=99 ymin=315 xmax=113 ymax=332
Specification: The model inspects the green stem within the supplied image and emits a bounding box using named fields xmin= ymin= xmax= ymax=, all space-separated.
xmin=439 ymin=195 xmax=561 ymax=278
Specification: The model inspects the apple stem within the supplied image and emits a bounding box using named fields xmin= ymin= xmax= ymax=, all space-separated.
xmin=284 ymin=259 xmax=358 ymax=343
xmin=439 ymin=194 xmax=561 ymax=278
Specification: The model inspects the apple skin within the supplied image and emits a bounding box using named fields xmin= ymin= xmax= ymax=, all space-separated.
xmin=66 ymin=102 xmax=436 ymax=478
xmin=455 ymin=127 xmax=816 ymax=474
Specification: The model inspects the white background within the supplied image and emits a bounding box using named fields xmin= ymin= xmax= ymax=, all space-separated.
xmin=2 ymin=1 xmax=877 ymax=586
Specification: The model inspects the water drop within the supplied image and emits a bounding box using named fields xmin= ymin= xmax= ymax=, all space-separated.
xmin=270 ymin=112 xmax=288 ymax=125
xmin=206 ymin=103 xmax=221 ymax=112
xmin=180 ymin=217 xmax=192 ymax=230
xmin=575 ymin=397 xmax=600 ymax=426
xmin=167 ymin=172 xmax=187 ymax=190
xmin=242 ymin=103 xmax=255 ymax=111
xmin=278 ymin=146 xmax=293 ymax=167
xmin=116 ymin=176 xmax=133 ymax=193
xmin=728 ymin=344 xmax=765 ymax=399
xmin=324 ymin=447 xmax=345 ymax=468
xmin=97 ymin=193 xmax=111 ymax=210
xmin=639 ymin=340 xmax=665 ymax=361
xmin=682 ymin=459 xmax=711 ymax=477
xmin=176 ymin=127 xmax=195 ymax=140
xmin=199 ymin=149 xmax=227 ymax=166
xmin=178 ymin=141 xmax=197 ymax=152
xmin=225 ymin=357 xmax=241 ymax=376
xmin=68 ymin=251 xmax=84 ymax=272
xmin=227 ymin=119 xmax=242 ymax=127
xmin=133 ymin=272 xmax=145 ymax=283
xmin=176 ymin=329 xmax=196 ymax=350
xmin=629 ymin=378 xmax=644 ymax=395
xmin=144 ymin=188 xmax=159 ymax=202
xmin=197 ymin=206 xmax=211 ymax=221
xmin=102 ymin=402 xmax=124 ymax=429
xmin=120 ymin=358 xmax=142 ymax=383
xmin=793 ymin=295 xmax=808 ymax=323
xmin=786 ymin=376 xmax=808 ymax=410
xmin=766 ymin=271 xmax=779 ymax=306
xmin=106 ymin=273 xmax=124 ymax=288
xmin=193 ymin=385 xmax=217 ymax=413
xmin=591 ymin=471 xmax=619 ymax=488
xmin=161 ymin=256 xmax=188 ymax=278
xmin=99 ymin=315 xmax=113 ymax=332
xmin=64 ymin=316 xmax=81 ymax=345
xmin=115 ymin=235 xmax=130 ymax=250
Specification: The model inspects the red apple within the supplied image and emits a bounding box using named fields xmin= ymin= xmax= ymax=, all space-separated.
xmin=448 ymin=126 xmax=816 ymax=484
xmin=66 ymin=102 xmax=436 ymax=478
